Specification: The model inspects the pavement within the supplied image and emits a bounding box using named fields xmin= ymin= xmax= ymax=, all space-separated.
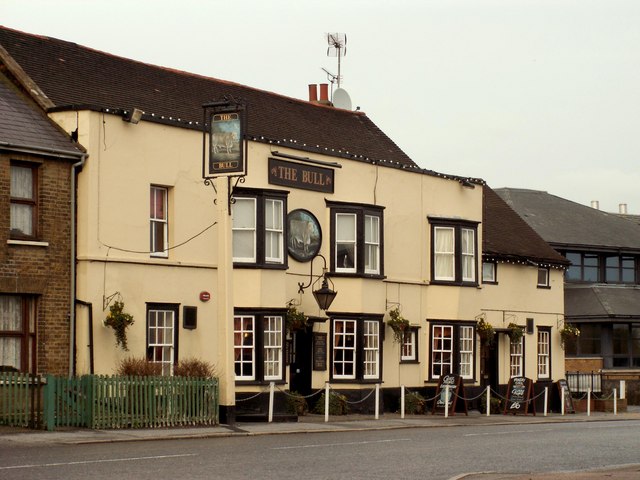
xmin=1 ymin=408 xmax=640 ymax=479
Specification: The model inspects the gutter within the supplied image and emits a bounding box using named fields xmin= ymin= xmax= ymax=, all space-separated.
xmin=70 ymin=154 xmax=88 ymax=377
xmin=0 ymin=141 xmax=84 ymax=160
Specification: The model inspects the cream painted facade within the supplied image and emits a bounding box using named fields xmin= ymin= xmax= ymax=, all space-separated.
xmin=50 ymin=108 xmax=565 ymax=414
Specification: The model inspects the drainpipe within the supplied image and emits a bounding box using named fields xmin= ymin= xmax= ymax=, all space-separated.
xmin=70 ymin=154 xmax=88 ymax=377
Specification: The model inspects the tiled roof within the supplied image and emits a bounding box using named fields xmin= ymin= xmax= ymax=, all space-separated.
xmin=0 ymin=26 xmax=416 ymax=168
xmin=0 ymin=70 xmax=83 ymax=158
xmin=483 ymin=186 xmax=568 ymax=266
xmin=495 ymin=188 xmax=640 ymax=251
xmin=565 ymin=285 xmax=640 ymax=320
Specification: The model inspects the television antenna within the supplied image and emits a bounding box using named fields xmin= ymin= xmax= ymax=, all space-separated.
xmin=326 ymin=33 xmax=347 ymax=88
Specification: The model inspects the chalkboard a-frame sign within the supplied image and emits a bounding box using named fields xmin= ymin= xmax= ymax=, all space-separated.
xmin=556 ymin=379 xmax=575 ymax=414
xmin=504 ymin=376 xmax=536 ymax=416
xmin=431 ymin=374 xmax=468 ymax=416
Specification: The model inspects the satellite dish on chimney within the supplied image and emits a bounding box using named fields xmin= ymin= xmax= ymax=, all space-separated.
xmin=332 ymin=88 xmax=352 ymax=110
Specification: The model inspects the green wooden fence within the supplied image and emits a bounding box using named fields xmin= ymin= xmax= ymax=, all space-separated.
xmin=0 ymin=372 xmax=44 ymax=428
xmin=1 ymin=373 xmax=219 ymax=431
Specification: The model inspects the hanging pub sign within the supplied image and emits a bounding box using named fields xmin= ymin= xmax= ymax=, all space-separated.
xmin=202 ymin=100 xmax=246 ymax=178
xmin=504 ymin=376 xmax=536 ymax=416
xmin=431 ymin=373 xmax=468 ymax=416
xmin=268 ymin=158 xmax=334 ymax=193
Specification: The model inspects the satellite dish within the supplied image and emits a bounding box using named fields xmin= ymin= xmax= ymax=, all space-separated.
xmin=332 ymin=88 xmax=352 ymax=110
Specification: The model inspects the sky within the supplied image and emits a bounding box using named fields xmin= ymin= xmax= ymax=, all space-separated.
xmin=3 ymin=0 xmax=639 ymax=213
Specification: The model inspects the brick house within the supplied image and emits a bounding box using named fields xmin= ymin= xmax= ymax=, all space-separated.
xmin=0 ymin=45 xmax=85 ymax=375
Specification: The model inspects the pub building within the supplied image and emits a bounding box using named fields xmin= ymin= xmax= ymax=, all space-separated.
xmin=0 ymin=26 xmax=568 ymax=421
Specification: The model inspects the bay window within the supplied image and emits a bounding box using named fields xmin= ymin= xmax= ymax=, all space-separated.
xmin=234 ymin=311 xmax=284 ymax=383
xmin=331 ymin=315 xmax=383 ymax=382
xmin=429 ymin=322 xmax=476 ymax=380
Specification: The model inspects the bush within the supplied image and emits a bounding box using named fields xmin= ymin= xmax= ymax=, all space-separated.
xmin=173 ymin=358 xmax=217 ymax=378
xmin=403 ymin=391 xmax=427 ymax=414
xmin=479 ymin=395 xmax=503 ymax=414
xmin=116 ymin=357 xmax=162 ymax=376
xmin=286 ymin=391 xmax=308 ymax=415
xmin=313 ymin=391 xmax=349 ymax=415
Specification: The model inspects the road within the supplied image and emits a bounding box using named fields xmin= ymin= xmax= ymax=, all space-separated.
xmin=1 ymin=420 xmax=639 ymax=479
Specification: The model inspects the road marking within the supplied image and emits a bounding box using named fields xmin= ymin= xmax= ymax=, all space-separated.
xmin=272 ymin=438 xmax=411 ymax=450
xmin=0 ymin=453 xmax=197 ymax=471
xmin=464 ymin=429 xmax=545 ymax=437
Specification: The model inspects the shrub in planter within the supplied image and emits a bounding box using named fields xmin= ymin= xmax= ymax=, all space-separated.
xmin=313 ymin=391 xmax=349 ymax=415
xmin=387 ymin=307 xmax=410 ymax=344
xmin=507 ymin=323 xmax=524 ymax=343
xmin=479 ymin=395 xmax=503 ymax=414
xmin=286 ymin=391 xmax=308 ymax=416
xmin=173 ymin=358 xmax=218 ymax=378
xmin=477 ymin=317 xmax=495 ymax=346
xmin=403 ymin=391 xmax=426 ymax=414
xmin=116 ymin=356 xmax=162 ymax=376
xmin=104 ymin=300 xmax=134 ymax=351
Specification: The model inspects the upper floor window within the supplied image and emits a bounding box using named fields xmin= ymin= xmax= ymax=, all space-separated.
xmin=482 ymin=261 xmax=497 ymax=283
xmin=329 ymin=202 xmax=384 ymax=277
xmin=429 ymin=219 xmax=478 ymax=285
xmin=232 ymin=189 xmax=287 ymax=268
xmin=564 ymin=251 xmax=637 ymax=284
xmin=150 ymin=186 xmax=168 ymax=257
xmin=10 ymin=162 xmax=38 ymax=239
xmin=537 ymin=267 xmax=550 ymax=288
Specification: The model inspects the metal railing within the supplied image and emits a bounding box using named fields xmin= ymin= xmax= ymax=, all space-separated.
xmin=566 ymin=371 xmax=602 ymax=393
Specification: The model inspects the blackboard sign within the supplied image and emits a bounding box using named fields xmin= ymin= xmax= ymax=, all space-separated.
xmin=556 ymin=379 xmax=575 ymax=414
xmin=313 ymin=333 xmax=327 ymax=371
xmin=504 ymin=376 xmax=535 ymax=415
xmin=431 ymin=374 xmax=468 ymax=416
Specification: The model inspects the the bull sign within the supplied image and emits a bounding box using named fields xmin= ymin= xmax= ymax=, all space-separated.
xmin=208 ymin=110 xmax=244 ymax=176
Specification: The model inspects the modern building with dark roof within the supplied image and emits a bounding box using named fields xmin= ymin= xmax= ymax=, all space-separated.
xmin=0 ymin=25 xmax=571 ymax=421
xmin=497 ymin=187 xmax=640 ymax=404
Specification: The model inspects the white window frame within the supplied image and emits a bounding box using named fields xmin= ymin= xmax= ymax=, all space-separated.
xmin=431 ymin=324 xmax=453 ymax=379
xmin=232 ymin=198 xmax=257 ymax=263
xmin=364 ymin=215 xmax=380 ymax=275
xmin=148 ymin=308 xmax=176 ymax=376
xmin=461 ymin=228 xmax=476 ymax=282
xmin=332 ymin=319 xmax=357 ymax=379
xmin=537 ymin=267 xmax=550 ymax=287
xmin=434 ymin=227 xmax=455 ymax=281
xmin=335 ymin=213 xmax=357 ymax=273
xmin=263 ymin=315 xmax=283 ymax=381
xmin=363 ymin=320 xmax=380 ymax=379
xmin=537 ymin=329 xmax=550 ymax=379
xmin=459 ymin=325 xmax=474 ymax=379
xmin=401 ymin=329 xmax=417 ymax=362
xmin=150 ymin=186 xmax=168 ymax=257
xmin=234 ymin=315 xmax=255 ymax=380
xmin=482 ymin=261 xmax=496 ymax=283
xmin=265 ymin=199 xmax=284 ymax=264
xmin=510 ymin=336 xmax=524 ymax=378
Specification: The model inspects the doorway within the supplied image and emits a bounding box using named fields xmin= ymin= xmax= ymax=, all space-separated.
xmin=480 ymin=340 xmax=499 ymax=393
xmin=289 ymin=328 xmax=313 ymax=395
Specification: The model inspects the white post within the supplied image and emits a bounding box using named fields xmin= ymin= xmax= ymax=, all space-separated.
xmin=268 ymin=382 xmax=275 ymax=423
xmin=561 ymin=386 xmax=566 ymax=415
xmin=444 ymin=385 xmax=450 ymax=418
xmin=614 ymin=388 xmax=617 ymax=416
xmin=375 ymin=384 xmax=380 ymax=420
xmin=620 ymin=380 xmax=626 ymax=400
xmin=486 ymin=386 xmax=490 ymax=417
xmin=543 ymin=386 xmax=548 ymax=417
xmin=587 ymin=388 xmax=591 ymax=417
xmin=401 ymin=385 xmax=405 ymax=419
xmin=324 ymin=383 xmax=330 ymax=423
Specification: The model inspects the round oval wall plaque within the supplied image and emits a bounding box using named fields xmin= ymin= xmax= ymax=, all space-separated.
xmin=287 ymin=209 xmax=322 ymax=262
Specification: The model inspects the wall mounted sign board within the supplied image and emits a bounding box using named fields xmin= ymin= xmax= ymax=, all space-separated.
xmin=287 ymin=209 xmax=322 ymax=262
xmin=268 ymin=158 xmax=334 ymax=193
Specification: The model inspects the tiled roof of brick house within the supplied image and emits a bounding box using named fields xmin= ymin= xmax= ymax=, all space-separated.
xmin=0 ymin=26 xmax=420 ymax=170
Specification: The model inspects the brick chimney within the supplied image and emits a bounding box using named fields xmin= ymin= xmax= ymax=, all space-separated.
xmin=319 ymin=83 xmax=330 ymax=104
xmin=308 ymin=84 xmax=318 ymax=103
